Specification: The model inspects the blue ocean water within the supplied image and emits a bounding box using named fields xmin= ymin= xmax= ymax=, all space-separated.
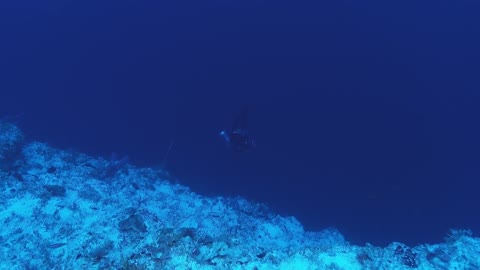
xmin=1 ymin=0 xmax=479 ymax=254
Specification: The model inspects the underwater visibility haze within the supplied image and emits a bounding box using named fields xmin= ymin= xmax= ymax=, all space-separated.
xmin=1 ymin=0 xmax=480 ymax=269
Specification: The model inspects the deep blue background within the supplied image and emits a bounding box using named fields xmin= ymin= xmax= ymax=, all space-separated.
xmin=1 ymin=0 xmax=480 ymax=246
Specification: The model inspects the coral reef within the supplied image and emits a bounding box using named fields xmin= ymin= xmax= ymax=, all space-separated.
xmin=0 ymin=122 xmax=479 ymax=269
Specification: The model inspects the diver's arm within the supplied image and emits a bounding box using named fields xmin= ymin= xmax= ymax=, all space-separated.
xmin=219 ymin=130 xmax=230 ymax=144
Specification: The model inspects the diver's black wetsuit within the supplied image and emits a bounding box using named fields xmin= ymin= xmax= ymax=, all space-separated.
xmin=221 ymin=107 xmax=256 ymax=152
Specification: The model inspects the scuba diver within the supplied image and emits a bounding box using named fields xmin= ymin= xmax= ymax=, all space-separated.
xmin=220 ymin=107 xmax=256 ymax=152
